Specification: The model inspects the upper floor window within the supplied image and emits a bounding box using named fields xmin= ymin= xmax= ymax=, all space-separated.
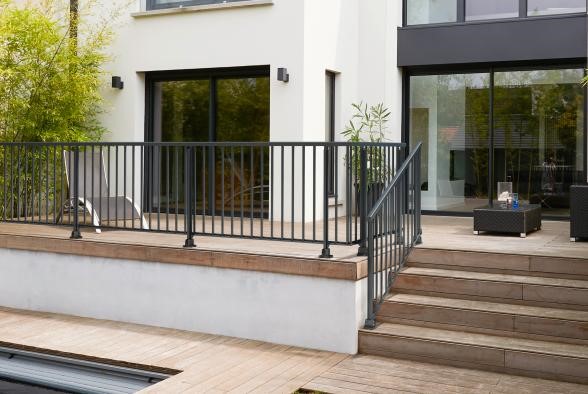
xmin=406 ymin=0 xmax=458 ymax=25
xmin=147 ymin=0 xmax=251 ymax=11
xmin=404 ymin=0 xmax=587 ymax=25
xmin=528 ymin=0 xmax=586 ymax=16
xmin=466 ymin=0 xmax=518 ymax=21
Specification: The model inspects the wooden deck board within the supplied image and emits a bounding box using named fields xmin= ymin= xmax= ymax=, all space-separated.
xmin=419 ymin=216 xmax=588 ymax=259
xmin=0 ymin=308 xmax=586 ymax=393
xmin=303 ymin=355 xmax=588 ymax=394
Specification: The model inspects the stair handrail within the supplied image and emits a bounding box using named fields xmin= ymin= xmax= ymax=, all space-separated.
xmin=364 ymin=142 xmax=422 ymax=329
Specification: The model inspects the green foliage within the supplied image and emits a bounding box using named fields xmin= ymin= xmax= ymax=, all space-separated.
xmin=342 ymin=102 xmax=392 ymax=184
xmin=342 ymin=102 xmax=390 ymax=144
xmin=0 ymin=0 xmax=114 ymax=143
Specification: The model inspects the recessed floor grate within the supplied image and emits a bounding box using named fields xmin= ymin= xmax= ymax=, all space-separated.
xmin=0 ymin=347 xmax=171 ymax=394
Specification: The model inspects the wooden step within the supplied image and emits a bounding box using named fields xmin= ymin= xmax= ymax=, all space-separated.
xmin=395 ymin=267 xmax=588 ymax=309
xmin=409 ymin=249 xmax=588 ymax=280
xmin=359 ymin=322 xmax=588 ymax=384
xmin=378 ymin=293 xmax=588 ymax=344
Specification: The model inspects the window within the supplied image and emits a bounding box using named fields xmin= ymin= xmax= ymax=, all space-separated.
xmin=409 ymin=67 xmax=585 ymax=217
xmin=527 ymin=0 xmax=586 ymax=15
xmin=403 ymin=0 xmax=587 ymax=26
xmin=406 ymin=0 xmax=458 ymax=25
xmin=466 ymin=0 xmax=519 ymax=21
xmin=146 ymin=67 xmax=270 ymax=215
xmin=147 ymin=0 xmax=250 ymax=11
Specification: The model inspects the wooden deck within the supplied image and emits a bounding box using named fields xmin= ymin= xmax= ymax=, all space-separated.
xmin=419 ymin=216 xmax=588 ymax=259
xmin=0 ymin=308 xmax=586 ymax=393
xmin=302 ymin=354 xmax=588 ymax=393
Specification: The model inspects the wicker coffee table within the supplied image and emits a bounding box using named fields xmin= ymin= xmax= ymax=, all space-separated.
xmin=473 ymin=204 xmax=542 ymax=238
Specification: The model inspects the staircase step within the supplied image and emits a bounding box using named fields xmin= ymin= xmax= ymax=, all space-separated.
xmin=378 ymin=293 xmax=588 ymax=343
xmin=359 ymin=323 xmax=588 ymax=384
xmin=409 ymin=249 xmax=588 ymax=279
xmin=396 ymin=267 xmax=588 ymax=308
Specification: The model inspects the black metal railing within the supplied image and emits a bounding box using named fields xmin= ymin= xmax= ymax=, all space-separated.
xmin=0 ymin=141 xmax=404 ymax=256
xmin=364 ymin=143 xmax=422 ymax=328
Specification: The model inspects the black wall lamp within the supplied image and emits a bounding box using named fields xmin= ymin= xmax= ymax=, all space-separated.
xmin=112 ymin=76 xmax=124 ymax=90
xmin=277 ymin=68 xmax=289 ymax=83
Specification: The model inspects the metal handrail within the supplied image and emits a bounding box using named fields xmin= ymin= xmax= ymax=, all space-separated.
xmin=364 ymin=142 xmax=422 ymax=328
xmin=0 ymin=141 xmax=405 ymax=257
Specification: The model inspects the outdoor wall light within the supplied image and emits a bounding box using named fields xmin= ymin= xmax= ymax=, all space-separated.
xmin=111 ymin=76 xmax=124 ymax=90
xmin=277 ymin=68 xmax=289 ymax=83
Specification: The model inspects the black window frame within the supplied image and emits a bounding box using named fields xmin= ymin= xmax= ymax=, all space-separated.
xmin=144 ymin=65 xmax=271 ymax=214
xmin=403 ymin=0 xmax=587 ymax=26
xmin=147 ymin=0 xmax=251 ymax=11
xmin=144 ymin=65 xmax=270 ymax=143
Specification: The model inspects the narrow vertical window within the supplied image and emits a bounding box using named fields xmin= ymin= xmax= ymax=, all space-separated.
xmin=326 ymin=71 xmax=337 ymax=196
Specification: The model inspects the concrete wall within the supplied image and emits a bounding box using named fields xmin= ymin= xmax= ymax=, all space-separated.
xmin=0 ymin=248 xmax=367 ymax=354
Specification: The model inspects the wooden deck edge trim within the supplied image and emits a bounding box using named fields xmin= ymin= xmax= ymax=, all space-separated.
xmin=411 ymin=248 xmax=588 ymax=265
xmin=0 ymin=340 xmax=182 ymax=376
xmin=0 ymin=233 xmax=367 ymax=281
xmin=357 ymin=330 xmax=588 ymax=361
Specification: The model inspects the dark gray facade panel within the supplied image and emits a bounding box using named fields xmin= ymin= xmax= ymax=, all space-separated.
xmin=398 ymin=15 xmax=587 ymax=67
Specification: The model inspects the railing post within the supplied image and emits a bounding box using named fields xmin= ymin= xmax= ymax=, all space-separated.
xmin=415 ymin=148 xmax=423 ymax=245
xmin=364 ymin=218 xmax=376 ymax=328
xmin=70 ymin=147 xmax=82 ymax=239
xmin=184 ymin=146 xmax=195 ymax=248
xmin=320 ymin=145 xmax=333 ymax=258
xmin=357 ymin=146 xmax=368 ymax=256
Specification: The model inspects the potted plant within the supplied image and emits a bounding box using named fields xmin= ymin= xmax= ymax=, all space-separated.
xmin=342 ymin=102 xmax=392 ymax=211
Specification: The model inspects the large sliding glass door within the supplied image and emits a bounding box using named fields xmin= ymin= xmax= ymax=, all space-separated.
xmin=409 ymin=66 xmax=585 ymax=217
xmin=147 ymin=68 xmax=270 ymax=216
xmin=410 ymin=72 xmax=491 ymax=212
xmin=493 ymin=69 xmax=584 ymax=216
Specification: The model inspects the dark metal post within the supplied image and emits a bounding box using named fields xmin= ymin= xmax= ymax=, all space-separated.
xmin=357 ymin=146 xmax=368 ymax=256
xmin=70 ymin=147 xmax=82 ymax=239
xmin=364 ymin=219 xmax=376 ymax=328
xmin=184 ymin=146 xmax=195 ymax=248
xmin=320 ymin=146 xmax=333 ymax=258
xmin=415 ymin=148 xmax=423 ymax=245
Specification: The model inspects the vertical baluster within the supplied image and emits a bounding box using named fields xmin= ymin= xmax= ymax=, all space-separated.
xmin=291 ymin=146 xmax=295 ymax=240
xmin=280 ymin=146 xmax=284 ymax=239
xmin=240 ymin=147 xmax=244 ymax=237
xmin=184 ymin=146 xmax=195 ymax=248
xmin=321 ymin=145 xmax=332 ymax=258
xmin=270 ymin=146 xmax=274 ymax=239
xmin=358 ymin=146 xmax=368 ymax=256
xmin=231 ymin=147 xmax=235 ymax=236
xmin=250 ymin=145 xmax=254 ymax=237
xmin=71 ymin=147 xmax=82 ymax=239
xmin=175 ymin=146 xmax=179 ymax=232
xmin=301 ymin=146 xmax=305 ymax=241
xmin=16 ymin=146 xmax=21 ymax=222
xmin=312 ymin=146 xmax=316 ymax=241
xmin=334 ymin=146 xmax=339 ymax=243
xmin=221 ymin=146 xmax=225 ymax=236
xmin=260 ymin=145 xmax=264 ymax=238
xmin=132 ymin=145 xmax=136 ymax=229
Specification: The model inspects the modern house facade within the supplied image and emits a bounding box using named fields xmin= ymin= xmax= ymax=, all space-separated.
xmin=90 ymin=0 xmax=588 ymax=218
xmin=1 ymin=0 xmax=588 ymax=365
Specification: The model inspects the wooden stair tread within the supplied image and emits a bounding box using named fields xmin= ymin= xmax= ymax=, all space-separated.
xmin=362 ymin=323 xmax=588 ymax=359
xmin=400 ymin=267 xmax=588 ymax=289
xmin=384 ymin=293 xmax=588 ymax=322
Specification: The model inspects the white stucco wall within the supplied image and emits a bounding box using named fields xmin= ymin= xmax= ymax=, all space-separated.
xmin=90 ymin=0 xmax=406 ymax=221
xmin=93 ymin=0 xmax=403 ymax=146
xmin=0 ymin=248 xmax=367 ymax=354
